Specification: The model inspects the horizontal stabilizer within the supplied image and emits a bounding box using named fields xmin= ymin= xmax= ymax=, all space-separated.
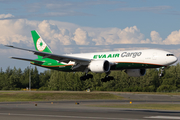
xmin=11 ymin=57 xmax=44 ymax=63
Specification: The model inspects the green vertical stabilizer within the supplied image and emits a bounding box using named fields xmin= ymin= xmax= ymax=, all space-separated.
xmin=31 ymin=30 xmax=56 ymax=63
xmin=31 ymin=30 xmax=52 ymax=53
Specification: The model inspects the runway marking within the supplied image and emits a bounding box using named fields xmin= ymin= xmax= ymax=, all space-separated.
xmin=0 ymin=113 xmax=147 ymax=120
xmin=144 ymin=116 xmax=180 ymax=119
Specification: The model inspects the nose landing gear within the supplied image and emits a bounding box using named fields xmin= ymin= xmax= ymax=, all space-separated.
xmin=159 ymin=67 xmax=165 ymax=77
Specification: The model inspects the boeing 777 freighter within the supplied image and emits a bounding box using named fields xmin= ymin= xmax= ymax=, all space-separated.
xmin=5 ymin=30 xmax=178 ymax=82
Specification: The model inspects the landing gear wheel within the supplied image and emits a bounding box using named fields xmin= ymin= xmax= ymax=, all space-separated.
xmin=80 ymin=76 xmax=86 ymax=81
xmin=101 ymin=78 xmax=107 ymax=82
xmin=87 ymin=74 xmax=93 ymax=79
xmin=159 ymin=67 xmax=165 ymax=77
xmin=101 ymin=71 xmax=114 ymax=82
xmin=159 ymin=73 xmax=164 ymax=77
xmin=101 ymin=76 xmax=114 ymax=82
xmin=108 ymin=76 xmax=114 ymax=80
xmin=80 ymin=74 xmax=93 ymax=81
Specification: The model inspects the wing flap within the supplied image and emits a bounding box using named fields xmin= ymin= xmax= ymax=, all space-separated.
xmin=11 ymin=57 xmax=44 ymax=64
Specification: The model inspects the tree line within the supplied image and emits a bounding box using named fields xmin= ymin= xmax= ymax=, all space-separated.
xmin=0 ymin=63 xmax=180 ymax=92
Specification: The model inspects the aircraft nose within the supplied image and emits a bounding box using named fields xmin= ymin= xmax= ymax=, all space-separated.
xmin=174 ymin=56 xmax=178 ymax=63
xmin=166 ymin=54 xmax=178 ymax=65
xmin=171 ymin=56 xmax=178 ymax=64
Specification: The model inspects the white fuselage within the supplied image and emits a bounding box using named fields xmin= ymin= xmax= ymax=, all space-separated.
xmin=65 ymin=49 xmax=177 ymax=67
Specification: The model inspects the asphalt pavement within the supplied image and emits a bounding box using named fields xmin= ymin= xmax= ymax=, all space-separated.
xmin=0 ymin=100 xmax=180 ymax=120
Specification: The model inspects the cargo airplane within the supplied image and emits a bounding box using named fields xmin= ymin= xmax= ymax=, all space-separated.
xmin=5 ymin=30 xmax=178 ymax=82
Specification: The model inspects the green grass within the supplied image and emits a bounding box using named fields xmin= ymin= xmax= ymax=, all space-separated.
xmin=0 ymin=91 xmax=124 ymax=102
xmin=89 ymin=103 xmax=180 ymax=111
xmin=118 ymin=92 xmax=180 ymax=96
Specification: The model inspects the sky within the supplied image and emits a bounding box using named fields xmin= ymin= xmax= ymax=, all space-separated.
xmin=0 ymin=0 xmax=180 ymax=72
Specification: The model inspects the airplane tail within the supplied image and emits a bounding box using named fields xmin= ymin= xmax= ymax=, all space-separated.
xmin=31 ymin=30 xmax=53 ymax=60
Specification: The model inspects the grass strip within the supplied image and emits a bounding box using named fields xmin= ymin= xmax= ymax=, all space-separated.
xmin=118 ymin=92 xmax=180 ymax=96
xmin=0 ymin=92 xmax=124 ymax=102
xmin=89 ymin=103 xmax=180 ymax=111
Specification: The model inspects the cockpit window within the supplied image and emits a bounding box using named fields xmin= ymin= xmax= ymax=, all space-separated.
xmin=166 ymin=54 xmax=174 ymax=56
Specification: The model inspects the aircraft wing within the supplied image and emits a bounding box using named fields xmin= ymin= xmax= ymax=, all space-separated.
xmin=11 ymin=57 xmax=44 ymax=64
xmin=5 ymin=45 xmax=91 ymax=64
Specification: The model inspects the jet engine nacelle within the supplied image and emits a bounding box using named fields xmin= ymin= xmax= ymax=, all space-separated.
xmin=126 ymin=69 xmax=146 ymax=77
xmin=88 ymin=60 xmax=110 ymax=73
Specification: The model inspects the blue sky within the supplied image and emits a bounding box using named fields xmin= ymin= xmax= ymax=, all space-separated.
xmin=0 ymin=0 xmax=180 ymax=72
xmin=1 ymin=0 xmax=179 ymax=39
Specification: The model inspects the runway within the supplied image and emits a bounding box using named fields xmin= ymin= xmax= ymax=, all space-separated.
xmin=0 ymin=100 xmax=180 ymax=120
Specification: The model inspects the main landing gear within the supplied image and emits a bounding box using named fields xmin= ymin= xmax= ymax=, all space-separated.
xmin=80 ymin=74 xmax=93 ymax=81
xmin=101 ymin=71 xmax=114 ymax=82
xmin=80 ymin=71 xmax=114 ymax=82
xmin=101 ymin=76 xmax=114 ymax=82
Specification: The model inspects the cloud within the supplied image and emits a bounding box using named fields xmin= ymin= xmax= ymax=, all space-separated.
xmin=112 ymin=6 xmax=172 ymax=12
xmin=0 ymin=13 xmax=14 ymax=19
xmin=0 ymin=18 xmax=35 ymax=46
xmin=163 ymin=30 xmax=180 ymax=44
xmin=22 ymin=0 xmax=123 ymax=18
xmin=1 ymin=13 xmax=180 ymax=55
xmin=0 ymin=14 xmax=151 ymax=54
xmin=37 ymin=20 xmax=78 ymax=52
xmin=150 ymin=31 xmax=162 ymax=44
xmin=148 ymin=30 xmax=180 ymax=45
xmin=42 ymin=12 xmax=93 ymax=17
xmin=0 ymin=0 xmax=24 ymax=3
xmin=90 ymin=26 xmax=149 ymax=45
xmin=45 ymin=0 xmax=124 ymax=10
xmin=73 ymin=28 xmax=95 ymax=45
xmin=116 ymin=26 xmax=144 ymax=44
xmin=0 ymin=15 xmax=150 ymax=48
xmin=0 ymin=12 xmax=92 ymax=20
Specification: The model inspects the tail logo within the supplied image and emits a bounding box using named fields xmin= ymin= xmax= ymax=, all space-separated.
xmin=36 ymin=38 xmax=47 ymax=52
